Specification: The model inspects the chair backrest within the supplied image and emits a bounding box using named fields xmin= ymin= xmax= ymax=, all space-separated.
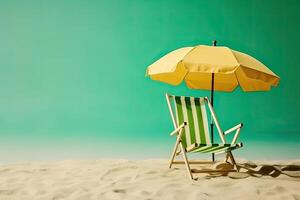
xmin=167 ymin=95 xmax=211 ymax=148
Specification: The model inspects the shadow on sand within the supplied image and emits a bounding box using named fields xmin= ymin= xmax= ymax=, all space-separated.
xmin=204 ymin=162 xmax=300 ymax=179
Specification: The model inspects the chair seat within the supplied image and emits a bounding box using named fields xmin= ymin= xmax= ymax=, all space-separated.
xmin=186 ymin=143 xmax=243 ymax=154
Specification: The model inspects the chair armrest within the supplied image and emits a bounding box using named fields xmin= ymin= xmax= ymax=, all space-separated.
xmin=224 ymin=123 xmax=243 ymax=135
xmin=224 ymin=123 xmax=243 ymax=145
xmin=170 ymin=122 xmax=187 ymax=136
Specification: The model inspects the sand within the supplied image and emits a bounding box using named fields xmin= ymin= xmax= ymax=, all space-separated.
xmin=0 ymin=159 xmax=299 ymax=200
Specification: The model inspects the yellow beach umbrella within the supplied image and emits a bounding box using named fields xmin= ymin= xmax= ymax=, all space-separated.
xmin=146 ymin=41 xmax=280 ymax=92
xmin=146 ymin=41 xmax=280 ymax=161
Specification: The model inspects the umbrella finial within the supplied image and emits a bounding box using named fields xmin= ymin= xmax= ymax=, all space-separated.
xmin=212 ymin=40 xmax=217 ymax=46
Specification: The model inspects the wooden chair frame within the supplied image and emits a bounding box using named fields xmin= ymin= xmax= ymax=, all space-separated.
xmin=166 ymin=93 xmax=243 ymax=180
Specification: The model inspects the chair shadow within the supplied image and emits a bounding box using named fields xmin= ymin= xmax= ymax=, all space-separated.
xmin=204 ymin=162 xmax=300 ymax=179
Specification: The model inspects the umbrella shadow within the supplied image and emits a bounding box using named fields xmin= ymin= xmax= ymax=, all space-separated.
xmin=204 ymin=162 xmax=300 ymax=179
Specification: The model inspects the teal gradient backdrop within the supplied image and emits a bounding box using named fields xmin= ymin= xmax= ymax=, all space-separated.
xmin=0 ymin=0 xmax=299 ymax=162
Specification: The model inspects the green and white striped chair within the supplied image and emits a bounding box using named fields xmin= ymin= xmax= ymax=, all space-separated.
xmin=166 ymin=94 xmax=243 ymax=180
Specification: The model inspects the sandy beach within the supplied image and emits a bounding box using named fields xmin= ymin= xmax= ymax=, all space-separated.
xmin=0 ymin=159 xmax=299 ymax=200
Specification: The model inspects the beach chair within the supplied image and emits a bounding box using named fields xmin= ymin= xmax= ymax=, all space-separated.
xmin=166 ymin=94 xmax=243 ymax=180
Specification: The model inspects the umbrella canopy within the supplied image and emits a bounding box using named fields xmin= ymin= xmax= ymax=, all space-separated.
xmin=146 ymin=45 xmax=280 ymax=91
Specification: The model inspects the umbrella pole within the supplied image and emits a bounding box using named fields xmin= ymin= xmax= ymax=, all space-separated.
xmin=211 ymin=73 xmax=215 ymax=162
xmin=211 ymin=40 xmax=216 ymax=162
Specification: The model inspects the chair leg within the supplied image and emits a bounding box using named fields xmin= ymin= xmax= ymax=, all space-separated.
xmin=228 ymin=151 xmax=239 ymax=172
xmin=179 ymin=143 xmax=194 ymax=180
xmin=169 ymin=138 xmax=181 ymax=168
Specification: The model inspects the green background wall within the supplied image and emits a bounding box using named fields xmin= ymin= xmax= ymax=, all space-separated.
xmin=0 ymin=0 xmax=299 ymax=162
